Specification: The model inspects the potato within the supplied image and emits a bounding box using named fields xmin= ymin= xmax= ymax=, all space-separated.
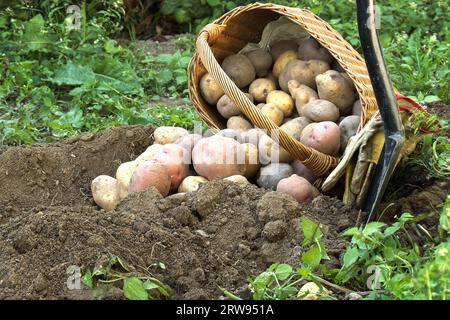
xmin=200 ymin=73 xmax=224 ymax=105
xmin=135 ymin=144 xmax=163 ymax=162
xmin=129 ymin=160 xmax=171 ymax=196
xmin=316 ymin=70 xmax=356 ymax=115
xmin=240 ymin=128 xmax=265 ymax=146
xmin=352 ymin=99 xmax=362 ymax=116
xmin=241 ymin=143 xmax=260 ymax=178
xmin=339 ymin=115 xmax=360 ymax=152
xmin=153 ymin=144 xmax=190 ymax=191
xmin=192 ymin=136 xmax=245 ymax=180
xmin=277 ymin=174 xmax=313 ymax=203
xmin=302 ymin=99 xmax=340 ymax=122
xmin=280 ymin=117 xmax=311 ymax=141
xmin=249 ymin=78 xmax=276 ymax=103
xmin=175 ymin=133 xmax=202 ymax=153
xmin=258 ymin=133 xmax=293 ymax=164
xmin=216 ymin=128 xmax=242 ymax=142
xmin=297 ymin=282 xmax=326 ymax=300
xmin=177 ymin=176 xmax=208 ymax=193
xmin=266 ymin=90 xmax=294 ymax=117
xmin=222 ymin=54 xmax=256 ymax=88
xmin=288 ymin=80 xmax=318 ymax=115
xmin=300 ymin=121 xmax=341 ymax=155
xmin=256 ymin=163 xmax=294 ymax=190
xmin=116 ymin=161 xmax=141 ymax=199
xmin=227 ymin=116 xmax=253 ymax=131
xmin=256 ymin=102 xmax=265 ymax=110
xmin=217 ymin=93 xmax=253 ymax=119
xmin=279 ymin=59 xmax=330 ymax=92
xmin=298 ymin=38 xmax=333 ymax=64
xmin=261 ymin=103 xmax=284 ymax=126
xmin=245 ymin=49 xmax=273 ymax=77
xmin=291 ymin=159 xmax=316 ymax=183
xmin=224 ymin=175 xmax=249 ymax=186
xmin=91 ymin=175 xmax=120 ymax=211
xmin=270 ymin=40 xmax=298 ymax=60
xmin=153 ymin=126 xmax=189 ymax=145
xmin=273 ymin=50 xmax=298 ymax=78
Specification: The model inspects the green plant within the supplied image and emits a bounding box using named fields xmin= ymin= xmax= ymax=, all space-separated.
xmin=81 ymin=255 xmax=171 ymax=300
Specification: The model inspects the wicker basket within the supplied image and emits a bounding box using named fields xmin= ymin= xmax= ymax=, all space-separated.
xmin=188 ymin=2 xmax=379 ymax=177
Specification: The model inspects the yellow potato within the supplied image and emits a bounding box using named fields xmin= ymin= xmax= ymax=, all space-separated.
xmin=135 ymin=144 xmax=163 ymax=162
xmin=224 ymin=175 xmax=249 ymax=186
xmin=177 ymin=176 xmax=208 ymax=193
xmin=279 ymin=59 xmax=330 ymax=91
xmin=200 ymin=73 xmax=224 ymax=105
xmin=288 ymin=80 xmax=318 ymax=115
xmin=266 ymin=90 xmax=294 ymax=117
xmin=241 ymin=143 xmax=261 ymax=178
xmin=273 ymin=50 xmax=298 ymax=79
xmin=261 ymin=103 xmax=284 ymax=126
xmin=91 ymin=175 xmax=120 ymax=212
xmin=227 ymin=116 xmax=253 ymax=131
xmin=249 ymin=78 xmax=277 ymax=103
xmin=153 ymin=126 xmax=189 ymax=145
xmin=116 ymin=161 xmax=141 ymax=199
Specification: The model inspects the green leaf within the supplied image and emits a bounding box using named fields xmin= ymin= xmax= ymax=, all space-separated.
xmin=274 ymin=264 xmax=293 ymax=281
xmin=81 ymin=270 xmax=93 ymax=289
xmin=301 ymin=217 xmax=322 ymax=245
xmin=50 ymin=62 xmax=95 ymax=86
xmin=123 ymin=277 xmax=149 ymax=300
xmin=342 ymin=246 xmax=359 ymax=268
xmin=253 ymin=271 xmax=272 ymax=289
xmin=363 ymin=222 xmax=386 ymax=236
xmin=342 ymin=227 xmax=360 ymax=237
xmin=143 ymin=280 xmax=159 ymax=290
xmin=301 ymin=245 xmax=322 ymax=268
xmin=207 ymin=0 xmax=221 ymax=7
xmin=22 ymin=15 xmax=56 ymax=52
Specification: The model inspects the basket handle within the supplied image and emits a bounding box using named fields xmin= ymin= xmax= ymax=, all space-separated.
xmin=196 ymin=23 xmax=339 ymax=176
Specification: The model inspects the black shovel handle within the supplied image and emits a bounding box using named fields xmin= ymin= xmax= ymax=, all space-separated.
xmin=356 ymin=0 xmax=405 ymax=223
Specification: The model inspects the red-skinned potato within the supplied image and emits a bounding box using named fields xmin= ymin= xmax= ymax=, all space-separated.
xmin=291 ymin=159 xmax=317 ymax=183
xmin=256 ymin=163 xmax=294 ymax=190
xmin=153 ymin=144 xmax=189 ymax=192
xmin=300 ymin=121 xmax=341 ymax=155
xmin=129 ymin=160 xmax=171 ymax=196
xmin=277 ymin=174 xmax=313 ymax=203
xmin=116 ymin=161 xmax=141 ymax=199
xmin=192 ymin=136 xmax=246 ymax=180
xmin=175 ymin=133 xmax=202 ymax=153
xmin=153 ymin=126 xmax=189 ymax=145
xmin=298 ymin=38 xmax=333 ymax=64
xmin=91 ymin=175 xmax=120 ymax=211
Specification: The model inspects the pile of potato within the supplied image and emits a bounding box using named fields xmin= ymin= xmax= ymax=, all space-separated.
xmin=92 ymin=37 xmax=362 ymax=212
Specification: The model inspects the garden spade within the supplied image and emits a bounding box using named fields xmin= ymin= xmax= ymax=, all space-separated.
xmin=356 ymin=0 xmax=405 ymax=223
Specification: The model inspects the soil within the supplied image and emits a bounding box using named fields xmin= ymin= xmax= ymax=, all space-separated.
xmin=0 ymin=125 xmax=356 ymax=300
xmin=0 ymin=123 xmax=447 ymax=300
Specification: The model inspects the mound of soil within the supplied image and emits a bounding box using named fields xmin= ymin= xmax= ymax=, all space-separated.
xmin=0 ymin=125 xmax=355 ymax=300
